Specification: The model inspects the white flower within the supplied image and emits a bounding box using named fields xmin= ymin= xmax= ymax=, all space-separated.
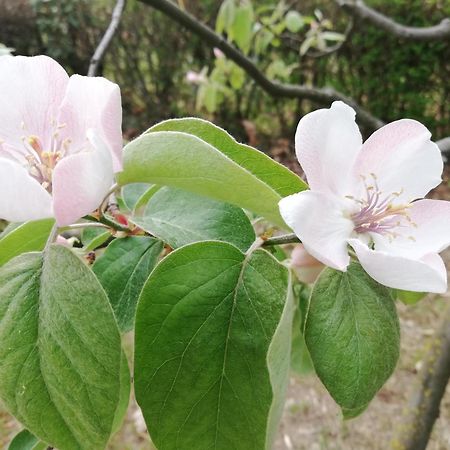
xmin=279 ymin=101 xmax=450 ymax=293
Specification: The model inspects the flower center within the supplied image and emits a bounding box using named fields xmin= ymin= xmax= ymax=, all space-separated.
xmin=346 ymin=173 xmax=416 ymax=239
xmin=19 ymin=121 xmax=71 ymax=193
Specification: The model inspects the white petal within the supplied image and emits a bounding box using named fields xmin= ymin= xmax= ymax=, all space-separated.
xmin=52 ymin=130 xmax=114 ymax=226
xmin=279 ymin=190 xmax=354 ymax=270
xmin=58 ymin=75 xmax=123 ymax=172
xmin=349 ymin=239 xmax=447 ymax=293
xmin=372 ymin=199 xmax=450 ymax=259
xmin=0 ymin=55 xmax=68 ymax=156
xmin=0 ymin=158 xmax=53 ymax=222
xmin=353 ymin=119 xmax=443 ymax=202
xmin=295 ymin=101 xmax=362 ymax=195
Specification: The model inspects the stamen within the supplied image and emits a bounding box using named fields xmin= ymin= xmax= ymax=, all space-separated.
xmin=349 ymin=173 xmax=415 ymax=239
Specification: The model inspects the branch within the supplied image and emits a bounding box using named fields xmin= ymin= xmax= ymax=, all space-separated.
xmin=137 ymin=0 xmax=384 ymax=131
xmin=88 ymin=0 xmax=127 ymax=77
xmin=336 ymin=0 xmax=450 ymax=42
xmin=261 ymin=233 xmax=301 ymax=247
xmin=391 ymin=305 xmax=450 ymax=450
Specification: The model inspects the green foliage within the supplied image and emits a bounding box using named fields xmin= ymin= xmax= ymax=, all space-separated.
xmin=118 ymin=118 xmax=307 ymax=227
xmin=0 ymin=246 xmax=126 ymax=449
xmin=93 ymin=237 xmax=164 ymax=332
xmin=0 ymin=219 xmax=54 ymax=267
xmin=8 ymin=430 xmax=45 ymax=450
xmin=305 ymin=262 xmax=400 ymax=418
xmin=131 ymin=186 xmax=256 ymax=251
xmin=134 ymin=241 xmax=293 ymax=449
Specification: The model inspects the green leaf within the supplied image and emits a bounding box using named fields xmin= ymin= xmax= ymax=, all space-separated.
xmin=112 ymin=352 xmax=131 ymax=433
xmin=285 ymin=10 xmax=304 ymax=33
xmin=132 ymin=186 xmax=255 ymax=251
xmin=134 ymin=185 xmax=161 ymax=213
xmin=291 ymin=287 xmax=314 ymax=376
xmin=305 ymin=262 xmax=400 ymax=418
xmin=0 ymin=245 xmax=126 ymax=450
xmin=81 ymin=227 xmax=111 ymax=252
xmin=149 ymin=118 xmax=305 ymax=198
xmin=118 ymin=118 xmax=306 ymax=227
xmin=216 ymin=0 xmax=236 ymax=34
xmin=8 ymin=430 xmax=46 ymax=450
xmin=395 ymin=289 xmax=427 ymax=305
xmin=93 ymin=236 xmax=163 ymax=332
xmin=134 ymin=241 xmax=293 ymax=449
xmin=0 ymin=219 xmax=54 ymax=267
xmin=232 ymin=2 xmax=254 ymax=53
xmin=121 ymin=183 xmax=151 ymax=211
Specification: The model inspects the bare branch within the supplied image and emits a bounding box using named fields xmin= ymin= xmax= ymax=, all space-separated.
xmin=137 ymin=0 xmax=384 ymax=131
xmin=336 ymin=0 xmax=450 ymax=42
xmin=88 ymin=0 xmax=127 ymax=77
xmin=391 ymin=304 xmax=450 ymax=450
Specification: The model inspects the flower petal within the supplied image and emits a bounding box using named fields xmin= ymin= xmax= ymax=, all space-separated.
xmin=0 ymin=158 xmax=53 ymax=222
xmin=349 ymin=239 xmax=447 ymax=293
xmin=279 ymin=190 xmax=354 ymax=270
xmin=295 ymin=101 xmax=362 ymax=195
xmin=372 ymin=199 xmax=450 ymax=259
xmin=58 ymin=75 xmax=123 ymax=172
xmin=353 ymin=119 xmax=443 ymax=202
xmin=52 ymin=130 xmax=114 ymax=226
xmin=0 ymin=55 xmax=68 ymax=156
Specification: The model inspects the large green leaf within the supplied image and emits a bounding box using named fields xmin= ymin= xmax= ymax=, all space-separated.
xmin=118 ymin=118 xmax=306 ymax=227
xmin=0 ymin=219 xmax=54 ymax=267
xmin=93 ymin=236 xmax=163 ymax=332
xmin=305 ymin=262 xmax=400 ymax=418
xmin=149 ymin=118 xmax=306 ymax=199
xmin=132 ymin=186 xmax=256 ymax=251
xmin=0 ymin=246 xmax=126 ymax=450
xmin=134 ymin=241 xmax=293 ymax=449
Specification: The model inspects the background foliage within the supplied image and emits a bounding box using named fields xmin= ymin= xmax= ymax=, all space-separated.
xmin=0 ymin=0 xmax=448 ymax=144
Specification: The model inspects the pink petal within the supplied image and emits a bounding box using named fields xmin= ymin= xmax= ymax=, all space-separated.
xmin=52 ymin=131 xmax=114 ymax=226
xmin=353 ymin=119 xmax=443 ymax=203
xmin=0 ymin=55 xmax=68 ymax=156
xmin=349 ymin=239 xmax=447 ymax=293
xmin=295 ymin=101 xmax=362 ymax=195
xmin=279 ymin=191 xmax=354 ymax=270
xmin=58 ymin=75 xmax=123 ymax=172
xmin=0 ymin=158 xmax=53 ymax=222
xmin=372 ymin=199 xmax=450 ymax=259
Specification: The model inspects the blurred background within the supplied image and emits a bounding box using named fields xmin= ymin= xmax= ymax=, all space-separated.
xmin=0 ymin=0 xmax=449 ymax=448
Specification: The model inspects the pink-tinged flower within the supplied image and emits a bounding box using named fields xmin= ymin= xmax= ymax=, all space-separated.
xmin=213 ymin=48 xmax=225 ymax=59
xmin=0 ymin=55 xmax=122 ymax=226
xmin=291 ymin=244 xmax=324 ymax=284
xmin=279 ymin=101 xmax=450 ymax=293
xmin=185 ymin=70 xmax=206 ymax=85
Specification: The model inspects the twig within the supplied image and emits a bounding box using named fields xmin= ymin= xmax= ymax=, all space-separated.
xmin=261 ymin=233 xmax=301 ymax=247
xmin=83 ymin=214 xmax=131 ymax=233
xmin=391 ymin=305 xmax=450 ymax=450
xmin=88 ymin=0 xmax=127 ymax=77
xmin=45 ymin=223 xmax=59 ymax=250
xmin=60 ymin=222 xmax=110 ymax=231
xmin=137 ymin=0 xmax=384 ymax=131
xmin=100 ymin=183 xmax=119 ymax=214
xmin=336 ymin=0 xmax=450 ymax=42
